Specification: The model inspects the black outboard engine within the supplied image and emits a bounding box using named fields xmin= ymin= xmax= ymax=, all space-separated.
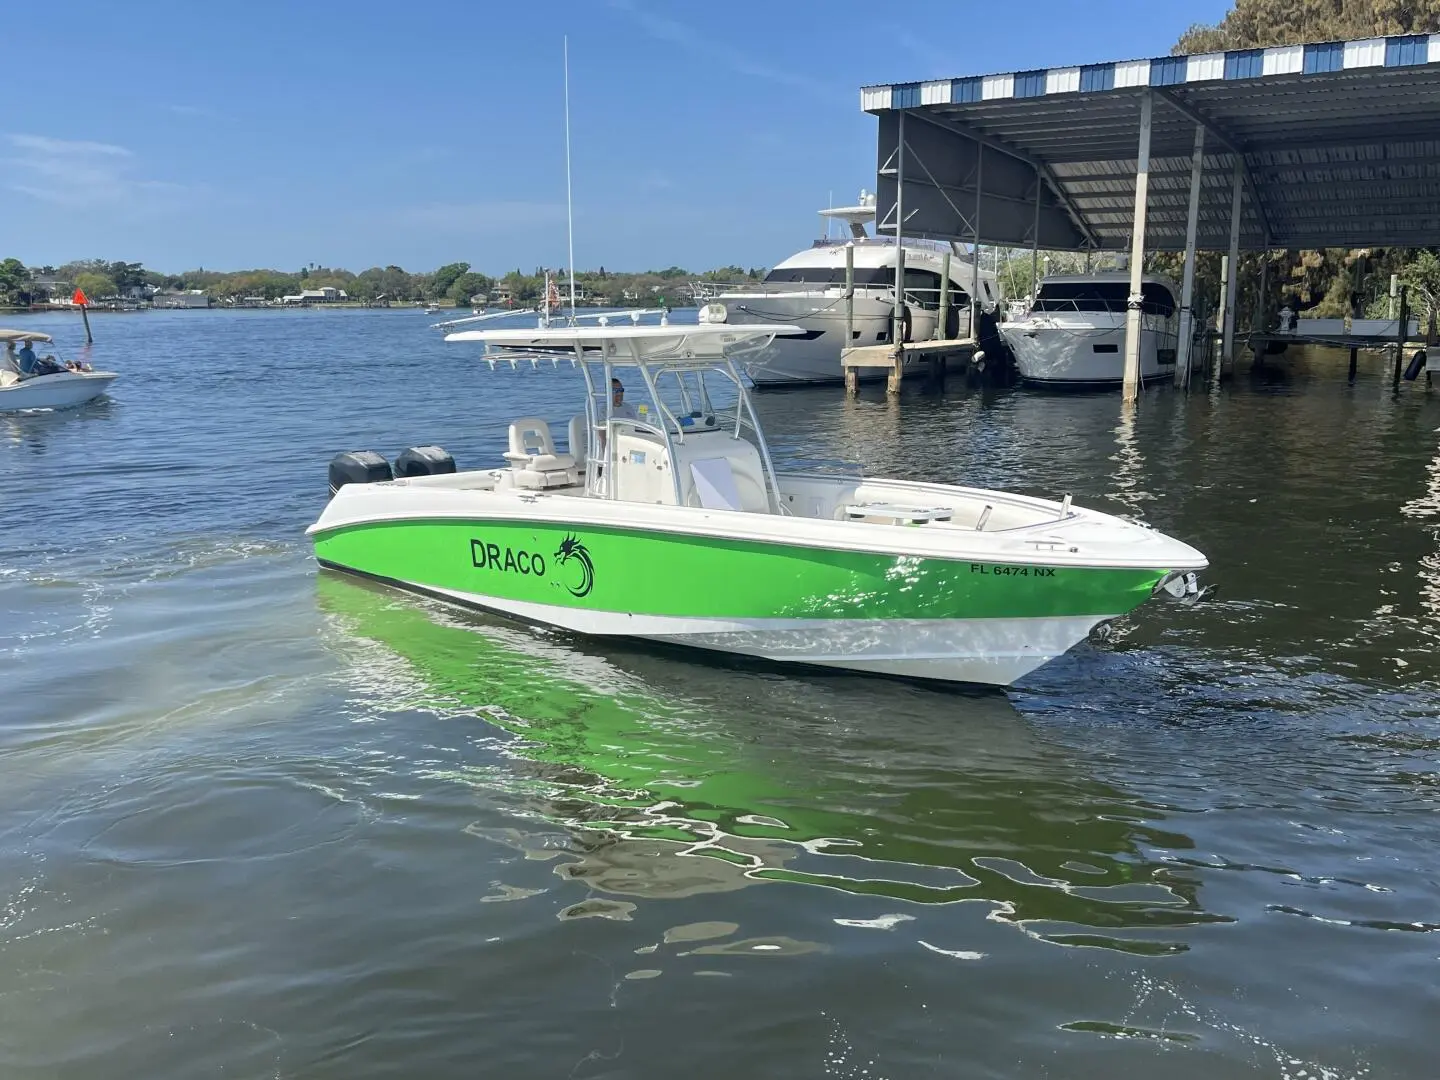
xmin=328 ymin=451 xmax=392 ymax=496
xmin=393 ymin=445 xmax=456 ymax=477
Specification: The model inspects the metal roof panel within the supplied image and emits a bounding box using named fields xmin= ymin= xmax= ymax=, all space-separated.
xmin=864 ymin=35 xmax=1440 ymax=250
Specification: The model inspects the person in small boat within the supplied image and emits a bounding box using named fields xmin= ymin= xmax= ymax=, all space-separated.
xmin=16 ymin=340 xmax=66 ymax=377
xmin=16 ymin=339 xmax=37 ymax=376
xmin=610 ymin=378 xmax=638 ymax=421
xmin=1 ymin=341 xmax=18 ymax=379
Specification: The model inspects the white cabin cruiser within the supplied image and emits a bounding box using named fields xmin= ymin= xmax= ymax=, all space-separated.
xmin=308 ymin=323 xmax=1208 ymax=687
xmin=1000 ymin=273 xmax=1179 ymax=389
xmin=713 ymin=193 xmax=999 ymax=386
xmin=0 ymin=330 xmax=117 ymax=412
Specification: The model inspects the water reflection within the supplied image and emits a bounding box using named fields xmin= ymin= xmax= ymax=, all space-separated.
xmin=1106 ymin=403 xmax=1153 ymax=518
xmin=316 ymin=572 xmax=1218 ymax=954
xmin=0 ymin=397 xmax=118 ymax=454
xmin=1400 ymin=427 xmax=1440 ymax=641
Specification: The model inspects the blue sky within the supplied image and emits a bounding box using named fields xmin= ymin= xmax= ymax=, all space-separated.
xmin=4 ymin=0 xmax=1230 ymax=275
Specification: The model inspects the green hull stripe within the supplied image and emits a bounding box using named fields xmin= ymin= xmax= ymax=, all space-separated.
xmin=313 ymin=518 xmax=1166 ymax=621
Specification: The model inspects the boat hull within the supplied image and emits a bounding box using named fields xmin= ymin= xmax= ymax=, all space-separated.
xmin=1001 ymin=322 xmax=1173 ymax=388
xmin=311 ymin=516 xmax=1168 ymax=686
xmin=723 ymin=292 xmax=950 ymax=386
xmin=0 ymin=371 xmax=117 ymax=411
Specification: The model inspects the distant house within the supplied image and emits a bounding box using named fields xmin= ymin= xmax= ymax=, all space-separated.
xmin=30 ymin=277 xmax=71 ymax=304
xmin=122 ymin=284 xmax=156 ymax=300
xmin=153 ymin=289 xmax=211 ymax=309
xmin=491 ymin=284 xmax=514 ymax=304
xmin=282 ymin=286 xmax=347 ymax=305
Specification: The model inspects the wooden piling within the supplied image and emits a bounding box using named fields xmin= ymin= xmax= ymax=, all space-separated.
xmin=936 ymin=251 xmax=951 ymax=341
xmin=1394 ymin=286 xmax=1408 ymax=390
xmin=1348 ymin=347 xmax=1358 ymax=381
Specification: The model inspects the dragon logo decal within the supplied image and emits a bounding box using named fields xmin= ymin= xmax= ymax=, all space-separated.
xmin=553 ymin=534 xmax=595 ymax=598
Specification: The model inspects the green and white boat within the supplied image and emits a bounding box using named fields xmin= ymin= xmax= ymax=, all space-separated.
xmin=307 ymin=322 xmax=1207 ymax=686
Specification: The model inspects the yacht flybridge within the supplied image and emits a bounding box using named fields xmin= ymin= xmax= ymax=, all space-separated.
xmin=307 ymin=323 xmax=1207 ymax=686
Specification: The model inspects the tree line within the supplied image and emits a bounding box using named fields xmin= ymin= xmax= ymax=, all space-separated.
xmin=0 ymin=257 xmax=766 ymax=309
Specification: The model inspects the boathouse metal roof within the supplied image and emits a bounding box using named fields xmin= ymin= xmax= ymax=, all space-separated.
xmin=860 ymin=35 xmax=1440 ymax=251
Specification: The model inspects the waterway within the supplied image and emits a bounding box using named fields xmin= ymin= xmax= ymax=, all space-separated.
xmin=3 ymin=308 xmax=1439 ymax=1078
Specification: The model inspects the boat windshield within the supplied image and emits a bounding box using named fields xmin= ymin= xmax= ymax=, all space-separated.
xmin=1033 ymin=280 xmax=1176 ymax=317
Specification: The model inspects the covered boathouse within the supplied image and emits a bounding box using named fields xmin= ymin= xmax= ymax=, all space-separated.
xmin=859 ymin=34 xmax=1440 ymax=400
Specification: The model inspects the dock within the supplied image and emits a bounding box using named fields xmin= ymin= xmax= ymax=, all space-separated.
xmin=1249 ymin=306 xmax=1437 ymax=385
xmin=842 ymin=337 xmax=978 ymax=394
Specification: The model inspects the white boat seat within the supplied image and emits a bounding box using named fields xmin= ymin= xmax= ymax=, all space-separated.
xmin=566 ymin=414 xmax=588 ymax=470
xmin=504 ymin=416 xmax=578 ymax=489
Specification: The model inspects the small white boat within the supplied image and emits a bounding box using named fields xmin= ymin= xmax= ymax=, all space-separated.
xmin=1000 ymin=273 xmax=1179 ymax=389
xmin=0 ymin=330 xmax=117 ymax=412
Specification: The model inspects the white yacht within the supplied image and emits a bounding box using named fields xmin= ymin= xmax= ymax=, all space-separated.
xmin=1000 ymin=272 xmax=1179 ymax=389
xmin=712 ymin=192 xmax=999 ymax=386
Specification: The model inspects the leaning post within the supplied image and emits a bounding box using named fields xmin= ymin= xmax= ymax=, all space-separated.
xmin=1395 ymin=285 xmax=1409 ymax=390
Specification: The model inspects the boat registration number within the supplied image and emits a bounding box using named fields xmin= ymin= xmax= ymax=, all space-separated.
xmin=970 ymin=564 xmax=1056 ymax=578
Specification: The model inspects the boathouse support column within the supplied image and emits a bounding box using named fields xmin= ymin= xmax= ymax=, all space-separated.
xmin=1030 ymin=167 xmax=1041 ymax=299
xmin=893 ymin=110 xmax=907 ymax=357
xmin=1216 ymin=254 xmax=1230 ymax=356
xmin=973 ymin=144 xmax=983 ymax=339
xmin=1257 ymin=254 xmax=1270 ymax=334
xmin=1176 ymin=124 xmax=1205 ymax=388
xmin=1122 ymin=91 xmax=1152 ymax=405
xmin=937 ymin=250 xmax=951 ymax=341
xmin=1221 ymin=159 xmax=1243 ymax=366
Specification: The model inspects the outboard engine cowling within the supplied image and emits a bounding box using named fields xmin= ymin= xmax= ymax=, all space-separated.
xmin=394 ymin=445 xmax=456 ymax=477
xmin=328 ymin=450 xmax=392 ymax=496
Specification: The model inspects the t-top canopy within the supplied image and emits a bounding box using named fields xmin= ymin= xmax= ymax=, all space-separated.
xmin=444 ymin=323 xmax=803 ymax=365
xmin=0 ymin=329 xmax=55 ymax=343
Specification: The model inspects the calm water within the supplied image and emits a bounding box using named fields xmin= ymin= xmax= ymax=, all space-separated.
xmin=3 ymin=308 xmax=1439 ymax=1079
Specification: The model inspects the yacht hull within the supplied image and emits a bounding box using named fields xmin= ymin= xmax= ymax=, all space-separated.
xmin=1001 ymin=322 xmax=1172 ymax=388
xmin=311 ymin=514 xmax=1170 ymax=687
xmin=0 ymin=371 xmax=117 ymax=411
xmin=723 ymin=293 xmax=947 ymax=386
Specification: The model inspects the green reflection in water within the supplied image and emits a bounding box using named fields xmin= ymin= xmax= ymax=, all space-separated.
xmin=317 ymin=572 xmax=1224 ymax=949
